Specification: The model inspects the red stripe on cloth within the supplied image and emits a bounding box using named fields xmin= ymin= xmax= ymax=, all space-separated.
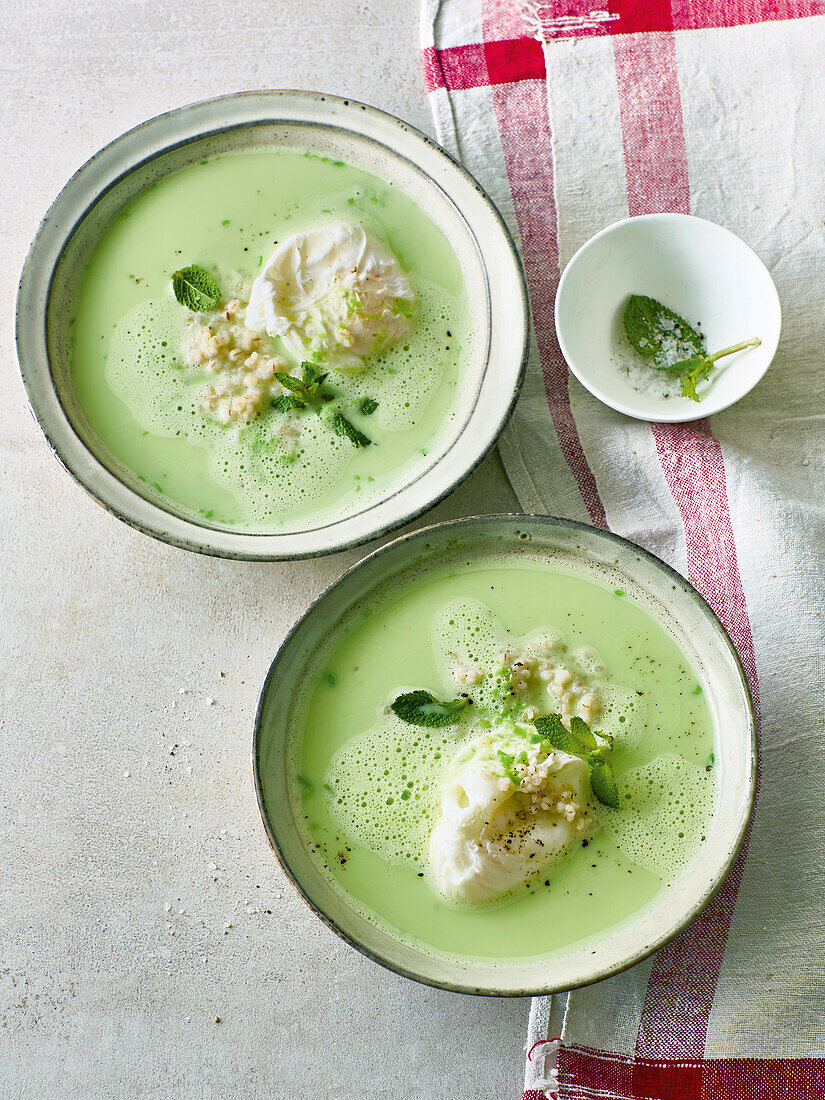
xmin=706 ymin=1056 xmax=825 ymax=1099
xmin=635 ymin=423 xmax=760 ymax=1058
xmin=530 ymin=0 xmax=670 ymax=38
xmin=555 ymin=1048 xmax=825 ymax=1100
xmin=531 ymin=0 xmax=825 ymax=40
xmin=485 ymin=37 xmax=546 ymax=84
xmin=481 ymin=0 xmax=537 ymax=38
xmin=422 ymin=39 xmax=545 ymax=93
xmin=611 ymin=22 xmax=763 ymax=1066
xmin=651 ymin=422 xmax=760 ymax=690
xmin=633 ymin=832 xmax=750 ymax=1059
xmin=423 ymin=1 xmax=825 ymax=98
xmin=422 ymin=43 xmax=488 ymax=93
xmin=614 ymin=33 xmax=690 ymax=215
xmin=477 ymin=19 xmax=608 ymax=528
xmin=663 ymin=0 xmax=825 ymax=33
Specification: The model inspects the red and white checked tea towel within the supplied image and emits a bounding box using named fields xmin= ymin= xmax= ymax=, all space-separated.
xmin=421 ymin=2 xmax=825 ymax=1096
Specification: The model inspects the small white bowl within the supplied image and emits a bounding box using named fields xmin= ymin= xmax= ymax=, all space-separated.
xmin=555 ymin=213 xmax=781 ymax=422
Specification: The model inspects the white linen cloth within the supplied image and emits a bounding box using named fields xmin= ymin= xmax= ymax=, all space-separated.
xmin=422 ymin=1 xmax=825 ymax=1095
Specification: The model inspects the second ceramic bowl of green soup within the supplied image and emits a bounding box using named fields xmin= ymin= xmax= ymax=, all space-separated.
xmin=17 ymin=92 xmax=528 ymax=558
xmin=254 ymin=515 xmax=756 ymax=995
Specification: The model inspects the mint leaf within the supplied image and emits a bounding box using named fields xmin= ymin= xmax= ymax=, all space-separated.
xmin=570 ymin=715 xmax=598 ymax=753
xmin=275 ymin=372 xmax=309 ymax=396
xmin=331 ymin=412 xmax=371 ymax=448
xmin=625 ymin=296 xmax=761 ymax=403
xmin=359 ymin=397 xmax=379 ymax=416
xmin=273 ymin=394 xmax=306 ymax=413
xmin=623 ymin=295 xmax=704 ymax=366
xmin=590 ymin=761 xmax=620 ymax=808
xmin=533 ymin=714 xmax=619 ymax=807
xmin=272 ymin=368 xmax=375 ymax=439
xmin=680 ymin=359 xmax=714 ymax=402
xmin=657 ymin=355 xmax=713 ymax=402
xmin=301 ymin=362 xmax=328 ymax=391
xmin=532 ymin=714 xmax=588 ymax=760
xmin=171 ymin=265 xmax=222 ymax=311
xmin=391 ymin=690 xmax=469 ymax=728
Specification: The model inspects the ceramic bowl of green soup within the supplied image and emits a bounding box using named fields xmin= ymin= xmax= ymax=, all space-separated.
xmin=254 ymin=515 xmax=756 ymax=995
xmin=16 ymin=92 xmax=528 ymax=558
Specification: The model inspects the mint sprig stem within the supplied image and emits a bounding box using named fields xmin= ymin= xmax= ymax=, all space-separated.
xmin=705 ymin=337 xmax=761 ymax=363
xmin=659 ymin=336 xmax=762 ymax=402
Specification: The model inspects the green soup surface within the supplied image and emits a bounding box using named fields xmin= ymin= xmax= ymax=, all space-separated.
xmin=70 ymin=150 xmax=471 ymax=530
xmin=279 ymin=553 xmax=716 ymax=963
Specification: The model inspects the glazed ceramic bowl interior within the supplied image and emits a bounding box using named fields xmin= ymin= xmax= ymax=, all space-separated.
xmin=17 ymin=92 xmax=528 ymax=559
xmin=254 ymin=515 xmax=756 ymax=995
xmin=555 ymin=213 xmax=781 ymax=422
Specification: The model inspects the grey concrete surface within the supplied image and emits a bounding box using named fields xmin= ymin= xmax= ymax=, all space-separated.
xmin=0 ymin=1 xmax=528 ymax=1096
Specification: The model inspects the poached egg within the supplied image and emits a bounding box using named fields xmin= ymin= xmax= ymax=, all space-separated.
xmin=246 ymin=223 xmax=415 ymax=370
xmin=429 ymin=734 xmax=590 ymax=905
